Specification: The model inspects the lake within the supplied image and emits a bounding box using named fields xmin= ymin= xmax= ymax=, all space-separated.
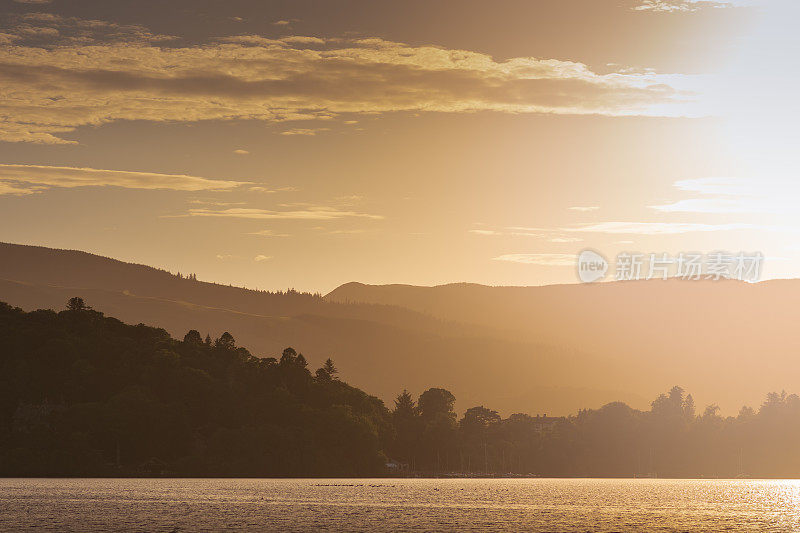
xmin=1 ymin=478 xmax=799 ymax=531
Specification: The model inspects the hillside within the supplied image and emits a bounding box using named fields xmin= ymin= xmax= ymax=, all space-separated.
xmin=0 ymin=243 xmax=632 ymax=415
xmin=326 ymin=279 xmax=800 ymax=414
xmin=0 ymin=300 xmax=390 ymax=476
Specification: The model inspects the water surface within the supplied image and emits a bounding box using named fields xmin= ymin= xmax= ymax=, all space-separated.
xmin=1 ymin=478 xmax=799 ymax=532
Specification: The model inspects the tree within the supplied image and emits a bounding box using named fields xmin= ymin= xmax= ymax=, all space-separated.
xmin=682 ymin=394 xmax=696 ymax=420
xmin=279 ymin=347 xmax=297 ymax=366
xmin=214 ymin=332 xmax=236 ymax=350
xmin=651 ymin=385 xmax=686 ymax=418
xmin=391 ymin=390 xmax=420 ymax=464
xmin=417 ymin=388 xmax=457 ymax=471
xmin=669 ymin=386 xmax=685 ymax=406
xmin=393 ymin=390 xmax=416 ymax=419
xmin=183 ymin=330 xmax=203 ymax=346
xmin=323 ymin=358 xmax=338 ymax=378
xmin=738 ymin=405 xmax=755 ymax=419
xmin=66 ymin=297 xmax=90 ymax=312
xmin=460 ymin=406 xmax=501 ymax=432
xmin=418 ymin=388 xmax=456 ymax=422
xmin=315 ymin=358 xmax=338 ymax=381
xmin=702 ymin=404 xmax=721 ymax=419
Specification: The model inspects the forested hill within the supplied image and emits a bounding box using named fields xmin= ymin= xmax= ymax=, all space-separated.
xmin=0 ymin=242 xmax=633 ymax=416
xmin=5 ymin=299 xmax=800 ymax=479
xmin=0 ymin=300 xmax=391 ymax=476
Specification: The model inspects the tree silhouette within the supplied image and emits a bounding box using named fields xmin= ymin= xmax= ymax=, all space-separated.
xmin=214 ymin=331 xmax=236 ymax=350
xmin=183 ymin=330 xmax=203 ymax=345
xmin=418 ymin=388 xmax=456 ymax=422
xmin=66 ymin=297 xmax=90 ymax=311
xmin=323 ymin=358 xmax=338 ymax=378
xmin=315 ymin=358 xmax=338 ymax=381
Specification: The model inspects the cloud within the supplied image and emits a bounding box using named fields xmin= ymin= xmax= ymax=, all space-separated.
xmin=0 ymin=181 xmax=38 ymax=195
xmin=474 ymin=218 xmax=765 ymax=238
xmin=0 ymin=16 xmax=699 ymax=144
xmin=254 ymin=254 xmax=272 ymax=262
xmin=569 ymin=221 xmax=759 ymax=234
xmin=650 ymin=177 xmax=799 ymax=214
xmin=469 ymin=229 xmax=504 ymax=236
xmin=13 ymin=0 xmax=53 ymax=3
xmin=569 ymin=206 xmax=600 ymax=212
xmin=3 ymin=13 xmax=171 ymax=48
xmin=650 ymin=198 xmax=753 ymax=214
xmin=493 ymin=253 xmax=577 ymax=266
xmin=247 ymin=229 xmax=290 ymax=237
xmin=550 ymin=236 xmax=584 ymax=243
xmin=0 ymin=164 xmax=246 ymax=195
xmin=317 ymin=228 xmax=370 ymax=235
xmin=633 ymin=0 xmax=740 ymax=12
xmin=233 ymin=149 xmax=250 ymax=155
xmin=282 ymin=36 xmax=325 ymax=45
xmin=470 ymin=226 xmax=580 ymax=242
xmin=248 ymin=185 xmax=297 ymax=193
xmin=280 ymin=128 xmax=329 ymax=136
xmin=184 ymin=206 xmax=383 ymax=220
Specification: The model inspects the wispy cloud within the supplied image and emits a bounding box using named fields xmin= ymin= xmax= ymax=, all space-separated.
xmin=0 ymin=15 xmax=698 ymax=144
xmin=570 ymin=221 xmax=760 ymax=234
xmin=493 ymin=253 xmax=576 ymax=266
xmin=0 ymin=181 xmax=38 ymax=195
xmin=248 ymin=185 xmax=299 ymax=193
xmin=247 ymin=229 xmax=290 ymax=237
xmin=469 ymin=229 xmax=505 ymax=236
xmin=569 ymin=206 xmax=600 ymax=212
xmin=188 ymin=199 xmax=245 ymax=207
xmin=651 ymin=177 xmax=797 ymax=214
xmin=0 ymin=164 xmax=245 ymax=195
xmin=633 ymin=0 xmax=740 ymax=12
xmin=280 ymin=128 xmax=330 ymax=136
xmin=185 ymin=206 xmax=383 ymax=220
xmin=474 ymin=219 xmax=764 ymax=238
xmin=254 ymin=254 xmax=272 ymax=262
xmin=470 ymin=226 xmax=580 ymax=241
xmin=233 ymin=149 xmax=250 ymax=155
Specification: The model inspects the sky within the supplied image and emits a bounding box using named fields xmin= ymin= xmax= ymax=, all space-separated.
xmin=0 ymin=0 xmax=796 ymax=293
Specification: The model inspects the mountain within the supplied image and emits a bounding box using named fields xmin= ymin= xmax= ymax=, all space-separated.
xmin=326 ymin=279 xmax=800 ymax=414
xmin=8 ymin=241 xmax=794 ymax=416
xmin=0 ymin=242 xmax=633 ymax=416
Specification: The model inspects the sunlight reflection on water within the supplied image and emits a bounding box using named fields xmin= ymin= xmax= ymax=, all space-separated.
xmin=1 ymin=478 xmax=800 ymax=532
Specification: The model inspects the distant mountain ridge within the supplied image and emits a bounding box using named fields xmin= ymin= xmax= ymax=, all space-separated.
xmin=5 ymin=241 xmax=799 ymax=416
xmin=0 ymin=242 xmax=636 ymax=416
xmin=326 ymin=277 xmax=800 ymax=415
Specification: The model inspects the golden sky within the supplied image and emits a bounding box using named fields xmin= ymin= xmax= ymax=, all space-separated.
xmin=0 ymin=0 xmax=796 ymax=292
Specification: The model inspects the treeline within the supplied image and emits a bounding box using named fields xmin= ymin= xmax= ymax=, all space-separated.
xmin=171 ymin=271 xmax=323 ymax=298
xmin=390 ymin=386 xmax=800 ymax=478
xmin=3 ymin=299 xmax=800 ymax=478
xmin=0 ymin=299 xmax=389 ymax=476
